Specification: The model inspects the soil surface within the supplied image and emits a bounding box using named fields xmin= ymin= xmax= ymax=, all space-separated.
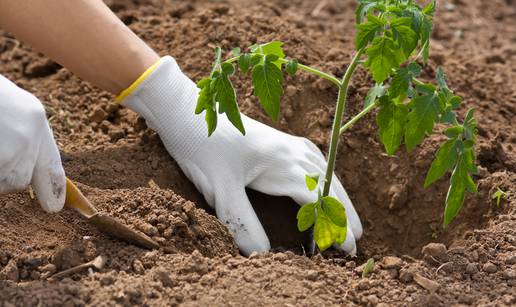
xmin=1 ymin=0 xmax=515 ymax=306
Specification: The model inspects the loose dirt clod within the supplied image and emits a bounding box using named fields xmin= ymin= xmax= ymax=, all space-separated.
xmin=381 ymin=256 xmax=403 ymax=270
xmin=413 ymin=273 xmax=440 ymax=292
xmin=422 ymin=243 xmax=449 ymax=265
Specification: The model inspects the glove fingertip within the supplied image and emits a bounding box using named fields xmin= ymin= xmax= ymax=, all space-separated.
xmin=334 ymin=226 xmax=357 ymax=256
xmin=238 ymin=237 xmax=271 ymax=257
xmin=32 ymin=162 xmax=66 ymax=213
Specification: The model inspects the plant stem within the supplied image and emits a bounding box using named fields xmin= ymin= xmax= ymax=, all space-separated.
xmin=414 ymin=40 xmax=429 ymax=62
xmin=339 ymin=102 xmax=378 ymax=135
xmin=412 ymin=77 xmax=426 ymax=87
xmin=280 ymin=59 xmax=341 ymax=87
xmin=225 ymin=55 xmax=341 ymax=87
xmin=210 ymin=47 xmax=223 ymax=77
xmin=322 ymin=49 xmax=364 ymax=196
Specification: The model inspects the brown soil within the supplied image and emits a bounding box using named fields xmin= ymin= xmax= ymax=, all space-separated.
xmin=1 ymin=0 xmax=515 ymax=305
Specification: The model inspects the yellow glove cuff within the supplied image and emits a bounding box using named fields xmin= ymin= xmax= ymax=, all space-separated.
xmin=115 ymin=59 xmax=162 ymax=103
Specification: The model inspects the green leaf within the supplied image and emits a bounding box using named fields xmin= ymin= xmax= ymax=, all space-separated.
xmin=196 ymin=77 xmax=212 ymax=90
xmin=403 ymin=6 xmax=424 ymax=37
xmin=420 ymin=17 xmax=433 ymax=62
xmin=444 ymin=154 xmax=475 ymax=226
xmin=321 ymin=196 xmax=347 ymax=227
xmin=355 ymin=14 xmax=385 ymax=50
xmin=313 ymin=211 xmax=347 ymax=250
xmin=196 ymin=77 xmax=218 ymax=135
xmin=252 ymin=59 xmax=284 ymax=121
xmin=231 ymin=47 xmax=241 ymax=56
xmin=391 ymin=17 xmax=418 ymax=57
xmin=286 ymin=59 xmax=299 ymax=76
xmin=196 ymin=47 xmax=245 ymax=135
xmin=355 ymin=0 xmax=379 ymax=24
xmin=204 ymin=104 xmax=217 ymax=135
xmin=250 ymin=54 xmax=262 ymax=66
xmin=423 ymin=0 xmax=436 ymax=15
xmin=221 ymin=62 xmax=235 ymax=75
xmin=377 ymin=96 xmax=408 ymax=155
xmin=464 ymin=108 xmax=475 ymax=123
xmin=314 ymin=213 xmax=334 ymax=251
xmin=365 ymin=36 xmax=400 ymax=83
xmin=440 ymin=110 xmax=457 ymax=124
xmin=362 ymin=258 xmax=375 ymax=278
xmin=449 ymin=96 xmax=462 ymax=109
xmin=238 ymin=54 xmax=252 ymax=74
xmin=297 ymin=202 xmax=316 ymax=231
xmin=213 ymin=74 xmax=245 ymax=134
xmin=251 ymin=41 xmax=285 ymax=69
xmin=364 ymin=83 xmax=385 ymax=108
xmin=424 ymin=139 xmax=459 ymax=188
xmin=444 ymin=125 xmax=463 ymax=139
xmin=415 ymin=82 xmax=437 ymax=95
xmin=265 ymin=54 xmax=279 ymax=63
xmin=463 ymin=146 xmax=478 ymax=175
xmin=332 ymin=222 xmax=347 ymax=245
xmin=462 ymin=108 xmax=477 ymax=142
xmin=305 ymin=173 xmax=319 ymax=191
xmin=405 ymin=90 xmax=440 ymax=151
xmin=389 ymin=62 xmax=421 ymax=98
xmin=436 ymin=67 xmax=448 ymax=89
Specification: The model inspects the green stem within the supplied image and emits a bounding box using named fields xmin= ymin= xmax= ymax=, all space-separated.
xmin=414 ymin=40 xmax=429 ymax=62
xmin=413 ymin=77 xmax=426 ymax=87
xmin=225 ymin=55 xmax=341 ymax=87
xmin=282 ymin=60 xmax=341 ymax=87
xmin=322 ymin=49 xmax=364 ymax=196
xmin=210 ymin=47 xmax=223 ymax=77
xmin=339 ymin=102 xmax=378 ymax=135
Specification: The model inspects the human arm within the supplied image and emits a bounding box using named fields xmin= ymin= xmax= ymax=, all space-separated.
xmin=0 ymin=0 xmax=158 ymax=94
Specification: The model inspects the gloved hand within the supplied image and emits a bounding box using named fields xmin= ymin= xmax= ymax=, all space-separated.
xmin=0 ymin=75 xmax=66 ymax=212
xmin=120 ymin=56 xmax=363 ymax=255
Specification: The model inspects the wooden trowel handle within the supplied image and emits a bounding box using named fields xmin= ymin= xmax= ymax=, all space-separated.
xmin=65 ymin=177 xmax=98 ymax=218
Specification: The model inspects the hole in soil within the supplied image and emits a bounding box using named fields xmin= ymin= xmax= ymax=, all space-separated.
xmin=247 ymin=189 xmax=312 ymax=253
xmin=248 ymin=186 xmax=491 ymax=260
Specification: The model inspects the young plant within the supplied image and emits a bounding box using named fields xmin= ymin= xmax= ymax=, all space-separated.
xmin=195 ymin=0 xmax=478 ymax=251
xmin=492 ymin=187 xmax=507 ymax=207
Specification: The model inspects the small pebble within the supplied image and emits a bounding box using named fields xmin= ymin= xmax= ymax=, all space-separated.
xmin=100 ymin=275 xmax=115 ymax=286
xmin=153 ymin=269 xmax=176 ymax=287
xmin=357 ymin=280 xmax=370 ymax=290
xmin=422 ymin=243 xmax=448 ymax=264
xmin=501 ymin=270 xmax=515 ymax=280
xmin=399 ymin=268 xmax=414 ymax=283
xmin=505 ymin=255 xmax=516 ymax=265
xmin=305 ymin=270 xmax=318 ymax=281
xmin=382 ymin=256 xmax=403 ymax=270
xmin=132 ymin=259 xmax=145 ymax=275
xmin=465 ymin=263 xmax=478 ymax=274
xmin=482 ymin=262 xmax=497 ymax=274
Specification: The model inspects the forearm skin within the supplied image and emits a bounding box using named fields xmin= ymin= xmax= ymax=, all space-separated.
xmin=0 ymin=0 xmax=159 ymax=94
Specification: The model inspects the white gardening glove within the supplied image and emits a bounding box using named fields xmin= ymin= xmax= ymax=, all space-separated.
xmin=0 ymin=74 xmax=66 ymax=212
xmin=121 ymin=56 xmax=363 ymax=255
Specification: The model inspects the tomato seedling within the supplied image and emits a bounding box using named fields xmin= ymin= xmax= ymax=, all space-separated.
xmin=492 ymin=187 xmax=507 ymax=207
xmin=195 ymin=0 xmax=478 ymax=251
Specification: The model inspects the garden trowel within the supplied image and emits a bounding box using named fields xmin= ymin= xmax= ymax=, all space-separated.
xmin=64 ymin=177 xmax=160 ymax=249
